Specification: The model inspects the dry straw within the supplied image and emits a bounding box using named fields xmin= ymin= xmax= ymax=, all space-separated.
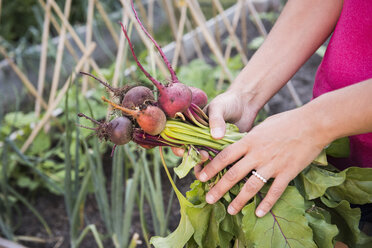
xmin=35 ymin=0 xmax=52 ymax=117
xmin=21 ymin=43 xmax=97 ymax=153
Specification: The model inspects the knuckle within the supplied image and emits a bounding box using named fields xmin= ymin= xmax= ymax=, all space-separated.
xmin=259 ymin=200 xmax=274 ymax=212
xmin=209 ymin=187 xmax=223 ymax=200
xmin=243 ymin=179 xmax=261 ymax=193
xmin=231 ymin=196 xmax=248 ymax=211
xmin=224 ymin=168 xmax=238 ymax=182
xmin=217 ymin=148 xmax=231 ymax=164
xmin=270 ymin=186 xmax=284 ymax=199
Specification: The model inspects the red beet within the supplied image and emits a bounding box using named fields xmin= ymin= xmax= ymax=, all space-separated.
xmin=77 ymin=113 xmax=133 ymax=145
xmin=122 ymin=86 xmax=155 ymax=109
xmin=119 ymin=1 xmax=192 ymax=117
xmin=189 ymin=86 xmax=208 ymax=109
xmin=102 ymin=96 xmax=166 ymax=136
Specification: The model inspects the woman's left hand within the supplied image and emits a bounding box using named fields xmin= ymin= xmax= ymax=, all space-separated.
xmin=197 ymin=106 xmax=330 ymax=217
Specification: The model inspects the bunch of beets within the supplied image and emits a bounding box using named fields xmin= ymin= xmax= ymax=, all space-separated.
xmin=78 ymin=1 xmax=222 ymax=157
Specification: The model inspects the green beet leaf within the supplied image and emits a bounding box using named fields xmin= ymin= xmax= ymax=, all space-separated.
xmin=326 ymin=167 xmax=372 ymax=204
xmin=151 ymin=160 xmax=195 ymax=248
xmin=174 ymin=146 xmax=201 ymax=179
xmin=325 ymin=137 xmax=350 ymax=158
xmin=186 ymin=181 xmax=236 ymax=247
xmin=320 ymin=196 xmax=372 ymax=247
xmin=305 ymin=206 xmax=338 ymax=248
xmin=242 ymin=186 xmax=316 ymax=248
xmin=186 ymin=201 xmax=226 ymax=248
xmin=299 ymin=165 xmax=345 ymax=200
xmin=186 ymin=180 xmax=206 ymax=205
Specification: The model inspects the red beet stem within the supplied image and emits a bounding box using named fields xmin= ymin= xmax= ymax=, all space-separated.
xmin=130 ymin=0 xmax=179 ymax=83
xmin=80 ymin=72 xmax=116 ymax=92
xmin=119 ymin=22 xmax=165 ymax=93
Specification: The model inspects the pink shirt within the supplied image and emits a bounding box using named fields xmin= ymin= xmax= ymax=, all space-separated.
xmin=312 ymin=0 xmax=372 ymax=168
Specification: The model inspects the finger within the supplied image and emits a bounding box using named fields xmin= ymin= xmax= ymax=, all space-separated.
xmin=171 ymin=147 xmax=185 ymax=157
xmin=194 ymin=164 xmax=202 ymax=179
xmin=207 ymin=103 xmax=226 ymax=139
xmin=198 ymin=139 xmax=249 ymax=182
xmin=255 ymin=176 xmax=289 ymax=217
xmin=205 ymin=156 xmax=257 ymax=204
xmin=194 ymin=150 xmax=209 ymax=180
xmin=199 ymin=150 xmax=209 ymax=163
xmin=227 ymin=169 xmax=270 ymax=215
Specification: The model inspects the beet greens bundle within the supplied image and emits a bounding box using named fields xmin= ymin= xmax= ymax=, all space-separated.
xmin=78 ymin=2 xmax=372 ymax=247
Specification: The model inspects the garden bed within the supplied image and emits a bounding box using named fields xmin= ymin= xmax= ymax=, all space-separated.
xmin=1 ymin=1 xmax=325 ymax=247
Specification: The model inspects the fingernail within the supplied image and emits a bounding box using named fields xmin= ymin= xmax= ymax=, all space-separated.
xmin=206 ymin=193 xmax=215 ymax=204
xmin=199 ymin=172 xmax=208 ymax=182
xmin=211 ymin=127 xmax=224 ymax=139
xmin=256 ymin=209 xmax=265 ymax=217
xmin=228 ymin=205 xmax=237 ymax=215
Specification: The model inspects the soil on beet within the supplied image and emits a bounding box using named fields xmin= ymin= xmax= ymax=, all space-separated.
xmin=12 ymin=17 xmax=322 ymax=248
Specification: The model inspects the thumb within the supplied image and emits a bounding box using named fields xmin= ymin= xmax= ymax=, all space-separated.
xmin=207 ymin=105 xmax=226 ymax=139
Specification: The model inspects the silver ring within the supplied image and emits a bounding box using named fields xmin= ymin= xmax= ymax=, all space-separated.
xmin=252 ymin=171 xmax=267 ymax=183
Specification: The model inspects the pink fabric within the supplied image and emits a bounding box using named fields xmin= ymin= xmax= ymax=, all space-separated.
xmin=313 ymin=0 xmax=372 ymax=168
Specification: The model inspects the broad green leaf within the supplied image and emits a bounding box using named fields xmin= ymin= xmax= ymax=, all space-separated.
xmin=186 ymin=237 xmax=199 ymax=248
xmin=305 ymin=206 xmax=338 ymax=248
xmin=4 ymin=111 xmax=38 ymax=128
xmin=17 ymin=176 xmax=40 ymax=191
xmin=220 ymin=213 xmax=246 ymax=247
xmin=320 ymin=197 xmax=372 ymax=247
xmin=326 ymin=167 xmax=372 ymax=204
xmin=150 ymin=198 xmax=194 ymax=248
xmin=174 ymin=147 xmax=201 ymax=179
xmin=326 ymin=137 xmax=350 ymax=158
xmin=150 ymin=163 xmax=194 ymax=248
xmin=29 ymin=130 xmax=51 ymax=155
xmin=186 ymin=201 xmax=226 ymax=248
xmin=299 ymin=165 xmax=345 ymax=200
xmin=313 ymin=149 xmax=328 ymax=166
xmin=186 ymin=180 xmax=206 ymax=205
xmin=242 ymin=186 xmax=316 ymax=248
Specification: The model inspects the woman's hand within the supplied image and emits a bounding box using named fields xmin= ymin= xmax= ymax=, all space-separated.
xmin=198 ymin=106 xmax=330 ymax=217
xmin=205 ymin=89 xmax=260 ymax=138
xmin=171 ymin=89 xmax=261 ymax=173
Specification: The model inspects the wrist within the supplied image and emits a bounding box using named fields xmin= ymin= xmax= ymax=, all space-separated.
xmin=300 ymin=98 xmax=339 ymax=147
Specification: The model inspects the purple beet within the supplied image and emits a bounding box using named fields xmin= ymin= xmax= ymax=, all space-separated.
xmin=122 ymin=86 xmax=155 ymax=109
xmin=189 ymin=86 xmax=208 ymax=109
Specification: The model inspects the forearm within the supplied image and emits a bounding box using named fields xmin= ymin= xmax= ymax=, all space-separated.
xmin=230 ymin=0 xmax=343 ymax=110
xmin=306 ymin=79 xmax=372 ymax=144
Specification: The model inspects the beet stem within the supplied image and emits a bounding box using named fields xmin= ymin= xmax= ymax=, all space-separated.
xmin=130 ymin=0 xmax=179 ymax=83
xmin=101 ymin=96 xmax=137 ymax=116
xmin=191 ymin=103 xmax=209 ymax=121
xmin=80 ymin=72 xmax=116 ymax=92
xmin=75 ymin=124 xmax=97 ymax=131
xmin=77 ymin=113 xmax=101 ymax=125
xmin=119 ymin=22 xmax=164 ymax=92
xmin=190 ymin=108 xmax=209 ymax=126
